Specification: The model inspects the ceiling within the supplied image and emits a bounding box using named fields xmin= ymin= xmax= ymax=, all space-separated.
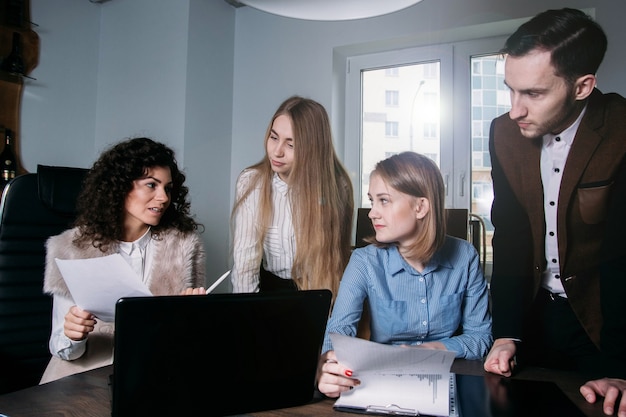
xmin=224 ymin=0 xmax=245 ymax=6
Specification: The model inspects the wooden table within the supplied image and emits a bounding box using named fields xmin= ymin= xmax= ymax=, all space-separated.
xmin=0 ymin=360 xmax=606 ymax=417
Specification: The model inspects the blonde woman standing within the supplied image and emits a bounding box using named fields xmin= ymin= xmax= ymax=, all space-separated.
xmin=230 ymin=96 xmax=353 ymax=300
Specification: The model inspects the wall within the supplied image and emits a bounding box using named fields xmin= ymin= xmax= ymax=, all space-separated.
xmin=25 ymin=0 xmax=100 ymax=168
xmin=183 ymin=0 xmax=235 ymax=289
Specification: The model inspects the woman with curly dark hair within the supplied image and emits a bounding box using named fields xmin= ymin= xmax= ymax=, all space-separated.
xmin=40 ymin=137 xmax=206 ymax=383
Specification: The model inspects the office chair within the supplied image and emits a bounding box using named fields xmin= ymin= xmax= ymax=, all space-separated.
xmin=355 ymin=207 xmax=470 ymax=248
xmin=469 ymin=213 xmax=487 ymax=274
xmin=355 ymin=207 xmax=488 ymax=272
xmin=0 ymin=164 xmax=88 ymax=394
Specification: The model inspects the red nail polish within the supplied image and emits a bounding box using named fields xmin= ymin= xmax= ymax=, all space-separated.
xmin=345 ymin=369 xmax=353 ymax=377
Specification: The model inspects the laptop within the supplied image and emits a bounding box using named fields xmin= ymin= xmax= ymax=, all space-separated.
xmin=110 ymin=289 xmax=332 ymax=417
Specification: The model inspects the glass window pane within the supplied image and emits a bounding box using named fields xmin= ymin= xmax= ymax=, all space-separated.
xmin=361 ymin=61 xmax=441 ymax=207
xmin=470 ymin=53 xmax=510 ymax=263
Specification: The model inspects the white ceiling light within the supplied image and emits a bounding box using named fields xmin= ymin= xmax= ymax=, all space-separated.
xmin=238 ymin=0 xmax=424 ymax=21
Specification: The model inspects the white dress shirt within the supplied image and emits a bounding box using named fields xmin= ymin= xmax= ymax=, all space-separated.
xmin=540 ymin=107 xmax=586 ymax=296
xmin=118 ymin=228 xmax=154 ymax=284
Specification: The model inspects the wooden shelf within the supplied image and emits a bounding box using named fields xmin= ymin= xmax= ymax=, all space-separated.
xmin=0 ymin=0 xmax=38 ymax=176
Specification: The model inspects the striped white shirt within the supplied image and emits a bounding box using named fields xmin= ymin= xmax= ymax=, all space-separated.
xmin=231 ymin=169 xmax=296 ymax=292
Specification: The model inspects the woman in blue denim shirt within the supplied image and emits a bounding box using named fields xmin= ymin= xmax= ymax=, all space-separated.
xmin=317 ymin=152 xmax=492 ymax=398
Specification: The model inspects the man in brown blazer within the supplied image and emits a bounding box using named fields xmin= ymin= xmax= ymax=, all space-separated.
xmin=483 ymin=8 xmax=626 ymax=416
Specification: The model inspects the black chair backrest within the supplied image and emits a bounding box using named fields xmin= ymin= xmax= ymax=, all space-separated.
xmin=0 ymin=164 xmax=88 ymax=394
xmin=354 ymin=208 xmax=374 ymax=249
xmin=355 ymin=207 xmax=470 ymax=248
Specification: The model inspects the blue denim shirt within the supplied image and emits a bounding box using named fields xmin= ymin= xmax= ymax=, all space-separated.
xmin=322 ymin=236 xmax=492 ymax=360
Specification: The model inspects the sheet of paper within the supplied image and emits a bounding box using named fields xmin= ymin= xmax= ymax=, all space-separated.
xmin=55 ymin=254 xmax=152 ymax=322
xmin=331 ymin=333 xmax=455 ymax=373
xmin=331 ymin=333 xmax=456 ymax=417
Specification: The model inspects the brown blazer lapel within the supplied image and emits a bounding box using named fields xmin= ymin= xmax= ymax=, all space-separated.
xmin=493 ymin=118 xmax=545 ymax=260
xmin=557 ymin=122 xmax=602 ymax=255
xmin=559 ymin=103 xmax=604 ymax=206
xmin=494 ymin=119 xmax=543 ymax=213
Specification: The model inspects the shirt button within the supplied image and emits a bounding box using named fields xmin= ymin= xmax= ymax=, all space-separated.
xmin=419 ymin=277 xmax=424 ymax=282
xmin=549 ymin=201 xmax=555 ymax=206
xmin=549 ymin=231 xmax=555 ymax=236
xmin=554 ymin=168 xmax=560 ymax=173
xmin=555 ymin=274 xmax=560 ymax=279
xmin=552 ymin=258 xmax=557 ymax=263
xmin=420 ymin=298 xmax=426 ymax=304
xmin=422 ymin=321 xmax=427 ymax=326
xmin=555 ymin=136 xmax=561 ymax=142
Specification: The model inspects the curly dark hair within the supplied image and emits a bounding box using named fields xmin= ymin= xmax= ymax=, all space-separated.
xmin=73 ymin=137 xmax=201 ymax=250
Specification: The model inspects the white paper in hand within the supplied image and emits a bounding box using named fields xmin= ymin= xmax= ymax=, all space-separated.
xmin=330 ymin=333 xmax=456 ymax=417
xmin=55 ymin=254 xmax=153 ymax=322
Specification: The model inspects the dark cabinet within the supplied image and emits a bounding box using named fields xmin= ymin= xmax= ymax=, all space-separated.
xmin=1 ymin=0 xmax=39 ymax=179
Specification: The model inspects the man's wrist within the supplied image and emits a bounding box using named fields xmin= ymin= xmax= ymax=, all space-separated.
xmin=493 ymin=337 xmax=520 ymax=347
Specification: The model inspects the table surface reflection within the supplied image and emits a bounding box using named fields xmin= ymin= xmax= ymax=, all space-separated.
xmin=0 ymin=359 xmax=606 ymax=417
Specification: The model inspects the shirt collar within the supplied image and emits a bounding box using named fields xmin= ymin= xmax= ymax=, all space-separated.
xmin=388 ymin=246 xmax=406 ymax=275
xmin=272 ymin=172 xmax=288 ymax=195
xmin=119 ymin=227 xmax=152 ymax=256
xmin=387 ymin=244 xmax=452 ymax=276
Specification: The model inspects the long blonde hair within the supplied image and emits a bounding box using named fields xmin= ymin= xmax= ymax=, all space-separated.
xmin=231 ymin=96 xmax=354 ymax=299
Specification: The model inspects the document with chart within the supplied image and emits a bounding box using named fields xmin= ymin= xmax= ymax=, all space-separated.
xmin=330 ymin=333 xmax=456 ymax=416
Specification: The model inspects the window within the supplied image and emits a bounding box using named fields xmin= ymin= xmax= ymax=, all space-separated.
xmin=385 ymin=90 xmax=399 ymax=106
xmin=356 ymin=52 xmax=447 ymax=206
xmin=470 ymin=53 xmax=510 ymax=252
xmin=472 ymin=181 xmax=495 ymax=232
xmin=423 ymin=62 xmax=438 ymax=79
xmin=423 ymin=122 xmax=437 ymax=139
xmin=385 ymin=121 xmax=399 ymax=137
xmin=385 ymin=67 xmax=399 ymax=77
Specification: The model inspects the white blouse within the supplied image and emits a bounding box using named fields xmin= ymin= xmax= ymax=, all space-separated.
xmin=230 ymin=169 xmax=296 ymax=293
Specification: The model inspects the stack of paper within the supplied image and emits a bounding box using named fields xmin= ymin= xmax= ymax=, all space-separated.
xmin=330 ymin=333 xmax=456 ymax=417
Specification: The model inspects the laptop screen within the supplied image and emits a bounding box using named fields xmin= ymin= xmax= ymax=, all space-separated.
xmin=111 ymin=290 xmax=331 ymax=417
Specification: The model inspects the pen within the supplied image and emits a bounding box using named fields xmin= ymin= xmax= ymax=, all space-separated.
xmin=206 ymin=269 xmax=231 ymax=294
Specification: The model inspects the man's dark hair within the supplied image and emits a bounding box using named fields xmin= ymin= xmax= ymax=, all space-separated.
xmin=501 ymin=8 xmax=607 ymax=83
